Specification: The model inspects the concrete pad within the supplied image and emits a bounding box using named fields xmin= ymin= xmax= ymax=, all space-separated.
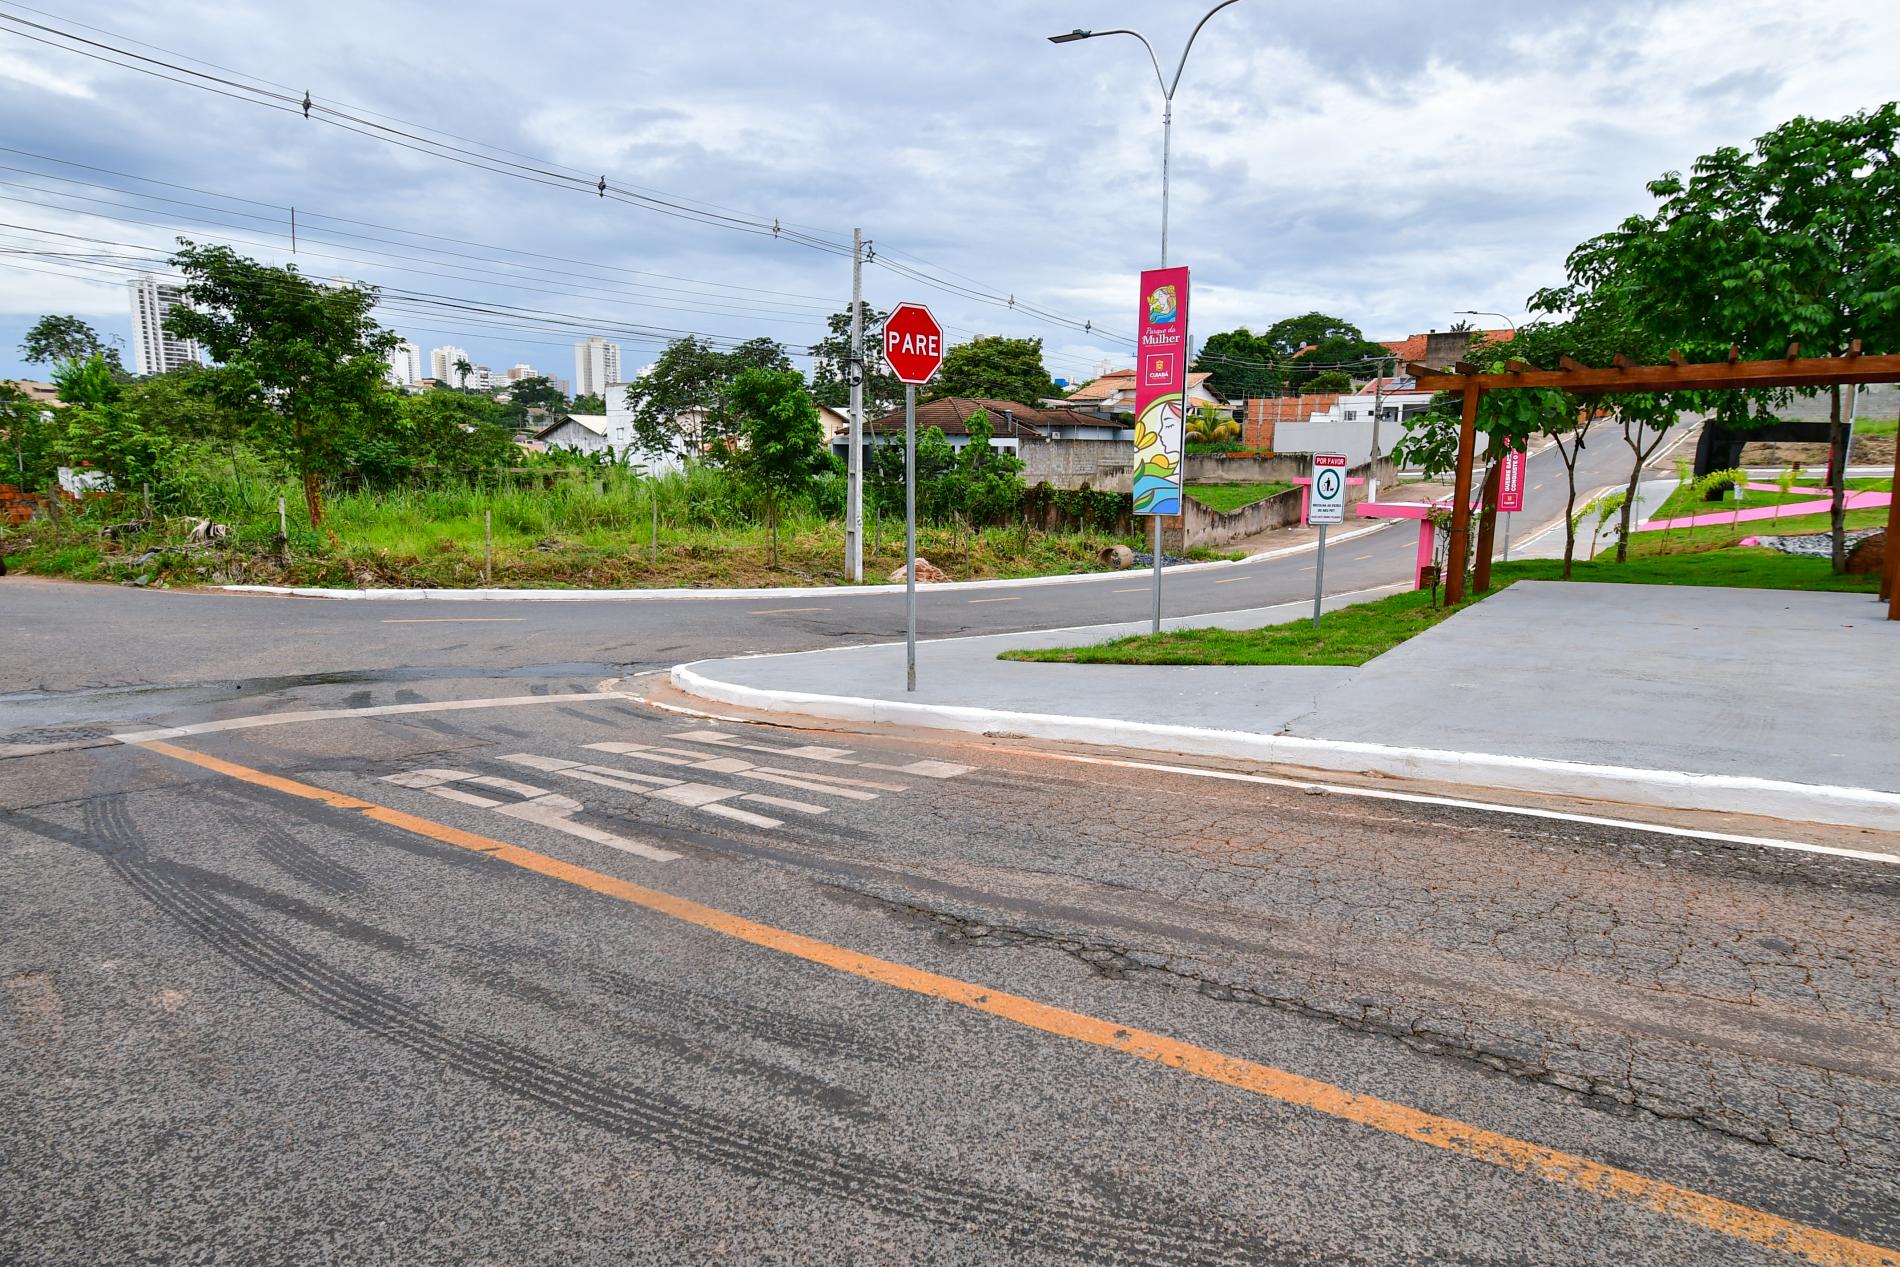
xmin=675 ymin=580 xmax=1900 ymax=829
xmin=1292 ymin=581 xmax=1900 ymax=793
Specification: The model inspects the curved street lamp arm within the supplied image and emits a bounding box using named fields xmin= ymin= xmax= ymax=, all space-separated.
xmin=1166 ymin=0 xmax=1244 ymax=98
xmin=1081 ymin=28 xmax=1167 ymax=98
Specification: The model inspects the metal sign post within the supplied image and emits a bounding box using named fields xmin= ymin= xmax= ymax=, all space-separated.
xmin=904 ymin=383 xmax=916 ymax=692
xmin=1308 ymin=453 xmax=1348 ymax=628
xmin=882 ymin=302 xmax=945 ymax=693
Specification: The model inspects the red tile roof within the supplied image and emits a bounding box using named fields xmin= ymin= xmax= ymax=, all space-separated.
xmin=1066 ymin=369 xmax=1213 ymax=403
xmin=865 ymin=397 xmax=1061 ymax=437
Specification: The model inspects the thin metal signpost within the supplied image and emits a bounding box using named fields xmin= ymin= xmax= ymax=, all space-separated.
xmin=904 ymin=382 xmax=917 ymax=693
xmin=1308 ymin=453 xmax=1347 ymax=628
xmin=882 ymin=302 xmax=944 ymax=692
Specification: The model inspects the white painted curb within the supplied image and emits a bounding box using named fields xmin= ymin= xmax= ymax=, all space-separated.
xmin=214 ymin=522 xmax=1391 ymax=602
xmin=669 ymin=664 xmax=1900 ymax=835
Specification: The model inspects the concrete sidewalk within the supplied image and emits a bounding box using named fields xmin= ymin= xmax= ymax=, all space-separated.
xmin=675 ymin=581 xmax=1900 ymax=832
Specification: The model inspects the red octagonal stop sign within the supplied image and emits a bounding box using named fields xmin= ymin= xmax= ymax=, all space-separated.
xmin=883 ymin=302 xmax=944 ymax=385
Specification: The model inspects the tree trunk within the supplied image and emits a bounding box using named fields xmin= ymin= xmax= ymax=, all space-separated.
xmin=1615 ymin=422 xmax=1642 ymax=564
xmin=302 ymin=468 xmax=323 ymax=528
xmin=1827 ymin=385 xmax=1846 ymax=573
xmin=1560 ymin=447 xmax=1580 ymax=580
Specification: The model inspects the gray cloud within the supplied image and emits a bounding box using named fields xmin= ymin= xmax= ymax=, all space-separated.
xmin=2 ymin=0 xmax=1895 ymax=386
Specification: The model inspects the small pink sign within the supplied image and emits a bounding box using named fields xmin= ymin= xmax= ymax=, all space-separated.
xmin=1498 ymin=446 xmax=1528 ymax=513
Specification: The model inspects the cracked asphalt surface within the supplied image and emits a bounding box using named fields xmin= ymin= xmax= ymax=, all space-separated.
xmin=3 ymin=635 xmax=1898 ymax=1263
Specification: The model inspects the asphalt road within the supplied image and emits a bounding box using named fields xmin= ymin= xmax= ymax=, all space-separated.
xmin=2 ymin=680 xmax=1895 ymax=1265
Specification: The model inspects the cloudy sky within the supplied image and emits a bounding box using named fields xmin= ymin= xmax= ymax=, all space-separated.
xmin=2 ymin=0 xmax=1896 ymax=387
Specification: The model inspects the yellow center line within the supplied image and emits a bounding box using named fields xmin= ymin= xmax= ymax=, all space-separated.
xmin=381 ymin=617 xmax=526 ymax=623
xmin=1212 ymin=577 xmax=1244 ymax=585
xmin=748 ymin=607 xmax=831 ymax=615
xmin=966 ymin=596 xmax=1019 ymax=604
xmin=133 ymin=737 xmax=1899 ymax=1267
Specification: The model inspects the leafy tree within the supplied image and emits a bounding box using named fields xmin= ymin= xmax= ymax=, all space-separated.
xmin=506 ymin=374 xmax=565 ymax=411
xmin=869 ymin=426 xmax=958 ymax=523
xmin=21 ymin=315 xmax=123 ymax=372
xmin=931 ymin=335 xmax=1058 ymax=405
xmin=954 ymin=408 xmax=1026 ymax=525
xmin=50 ymin=354 xmax=119 ymax=409
xmin=808 ymin=304 xmax=903 ymax=416
xmin=1260 ymin=312 xmax=1365 ymax=360
xmin=727 ymin=367 xmax=827 ymax=564
xmin=0 ymin=379 xmax=59 ymax=490
xmin=569 ymin=392 xmax=605 ymax=414
xmin=1306 ymin=370 xmax=1353 ymax=394
xmin=1192 ymin=328 xmax=1280 ymax=400
xmin=164 ymin=242 xmax=400 ymax=525
xmin=624 ymin=336 xmax=793 ymax=459
xmin=1565 ymin=103 xmax=1900 ymax=570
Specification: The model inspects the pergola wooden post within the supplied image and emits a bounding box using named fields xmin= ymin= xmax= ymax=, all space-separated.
xmin=1442 ymin=383 xmax=1484 ymax=605
xmin=1412 ymin=348 xmax=1900 ymax=619
xmin=1885 ymin=444 xmax=1900 ymax=619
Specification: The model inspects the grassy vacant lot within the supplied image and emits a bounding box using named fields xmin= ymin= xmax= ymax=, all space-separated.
xmin=1 ymin=471 xmax=1242 ymax=589
xmin=1000 ymin=548 xmax=1880 ymax=668
xmin=1856 ymin=418 xmax=1896 ymax=437
xmin=1184 ymin=482 xmax=1294 ymax=513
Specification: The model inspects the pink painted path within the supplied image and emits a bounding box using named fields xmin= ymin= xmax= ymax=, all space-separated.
xmin=1638 ymin=489 xmax=1890 ymax=533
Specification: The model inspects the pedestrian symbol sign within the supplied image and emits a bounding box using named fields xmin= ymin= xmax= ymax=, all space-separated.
xmin=1309 ymin=453 xmax=1348 ymax=525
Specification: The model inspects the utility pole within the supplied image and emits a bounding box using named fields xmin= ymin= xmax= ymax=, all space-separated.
xmin=1369 ymin=356 xmax=1388 ymax=499
xmin=846 ymin=228 xmax=865 ymax=582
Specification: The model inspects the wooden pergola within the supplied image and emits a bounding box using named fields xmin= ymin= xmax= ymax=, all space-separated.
xmin=1411 ymin=348 xmax=1900 ymax=620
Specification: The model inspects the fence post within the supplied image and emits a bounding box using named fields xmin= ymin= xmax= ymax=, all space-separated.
xmin=484 ymin=508 xmax=492 ymax=584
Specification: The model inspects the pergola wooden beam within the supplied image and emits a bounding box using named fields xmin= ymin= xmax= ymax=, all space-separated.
xmin=1412 ymin=351 xmax=1900 ymax=397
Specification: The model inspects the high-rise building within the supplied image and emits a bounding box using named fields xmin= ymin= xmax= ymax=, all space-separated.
xmin=429 ymin=344 xmax=470 ymax=385
xmin=573 ymin=336 xmax=621 ymax=398
xmin=386 ymin=341 xmax=422 ymax=387
xmin=127 ymin=273 xmax=202 ymax=376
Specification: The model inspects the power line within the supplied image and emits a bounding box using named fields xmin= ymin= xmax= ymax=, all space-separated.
xmin=0 ymin=8 xmax=1136 ymax=347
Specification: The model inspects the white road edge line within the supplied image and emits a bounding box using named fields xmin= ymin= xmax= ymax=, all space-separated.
xmin=1034 ymin=752 xmax=1900 ymax=866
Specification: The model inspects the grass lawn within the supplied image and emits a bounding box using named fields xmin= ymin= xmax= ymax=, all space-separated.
xmin=1184 ymin=482 xmax=1294 ymax=513
xmin=999 ymin=548 xmax=1879 ymax=668
xmin=1855 ymin=418 xmax=1896 ymax=437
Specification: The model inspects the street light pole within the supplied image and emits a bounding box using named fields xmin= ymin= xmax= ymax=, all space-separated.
xmin=1051 ymin=0 xmax=1241 ymax=633
xmin=1454 ymin=309 xmax=1518 ymax=336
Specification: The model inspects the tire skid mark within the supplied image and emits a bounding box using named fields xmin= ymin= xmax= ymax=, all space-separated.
xmin=586 ymin=964 xmax=921 ymax=1063
xmin=68 ymin=798 xmax=1275 ymax=1266
xmin=251 ymin=817 xmax=368 ymax=897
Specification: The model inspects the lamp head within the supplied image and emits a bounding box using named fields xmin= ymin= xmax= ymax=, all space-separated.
xmin=1047 ymin=29 xmax=1092 ymax=43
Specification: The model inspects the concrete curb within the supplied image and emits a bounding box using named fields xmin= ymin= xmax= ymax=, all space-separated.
xmin=670 ymin=663 xmax=1900 ymax=834
xmin=213 ymin=522 xmax=1391 ymax=602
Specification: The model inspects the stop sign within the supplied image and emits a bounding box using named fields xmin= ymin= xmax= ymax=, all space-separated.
xmin=883 ymin=302 xmax=944 ymax=385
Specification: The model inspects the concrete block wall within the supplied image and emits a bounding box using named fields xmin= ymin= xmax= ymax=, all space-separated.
xmin=1018 ymin=438 xmax=1135 ymax=491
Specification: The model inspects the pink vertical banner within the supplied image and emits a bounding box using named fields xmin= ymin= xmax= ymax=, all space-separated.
xmin=1132 ymin=266 xmax=1190 ymax=516
xmin=1498 ymin=445 xmax=1528 ymax=513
